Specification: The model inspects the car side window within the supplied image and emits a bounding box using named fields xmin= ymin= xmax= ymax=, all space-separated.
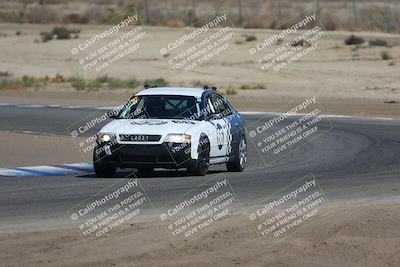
xmin=212 ymin=94 xmax=231 ymax=117
xmin=206 ymin=95 xmax=216 ymax=114
xmin=225 ymin=99 xmax=237 ymax=114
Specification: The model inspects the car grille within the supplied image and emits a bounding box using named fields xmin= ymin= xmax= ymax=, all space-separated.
xmin=119 ymin=134 xmax=161 ymax=142
xmin=118 ymin=155 xmax=173 ymax=163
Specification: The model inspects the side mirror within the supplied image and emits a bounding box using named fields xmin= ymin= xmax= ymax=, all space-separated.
xmin=207 ymin=113 xmax=222 ymax=120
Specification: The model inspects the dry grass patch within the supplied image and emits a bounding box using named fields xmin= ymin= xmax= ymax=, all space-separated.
xmin=239 ymin=83 xmax=266 ymax=90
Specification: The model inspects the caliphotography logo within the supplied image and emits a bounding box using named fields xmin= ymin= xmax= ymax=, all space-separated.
xmin=0 ymin=1 xmax=399 ymax=266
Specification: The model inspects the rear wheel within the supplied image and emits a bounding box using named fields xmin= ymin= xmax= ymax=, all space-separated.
xmin=188 ymin=138 xmax=210 ymax=176
xmin=226 ymin=137 xmax=246 ymax=172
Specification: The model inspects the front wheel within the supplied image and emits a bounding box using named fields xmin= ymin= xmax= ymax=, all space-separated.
xmin=94 ymin=161 xmax=116 ymax=178
xmin=93 ymin=149 xmax=116 ymax=178
xmin=226 ymin=137 xmax=247 ymax=172
xmin=187 ymin=138 xmax=210 ymax=176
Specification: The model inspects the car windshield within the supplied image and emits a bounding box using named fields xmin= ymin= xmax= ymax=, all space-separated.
xmin=117 ymin=95 xmax=201 ymax=120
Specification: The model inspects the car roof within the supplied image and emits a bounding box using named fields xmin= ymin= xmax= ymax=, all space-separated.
xmin=136 ymin=87 xmax=207 ymax=98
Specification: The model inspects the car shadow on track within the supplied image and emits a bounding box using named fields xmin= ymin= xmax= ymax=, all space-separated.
xmin=78 ymin=169 xmax=227 ymax=179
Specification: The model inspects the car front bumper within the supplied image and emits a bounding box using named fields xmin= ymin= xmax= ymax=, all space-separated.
xmin=94 ymin=142 xmax=193 ymax=169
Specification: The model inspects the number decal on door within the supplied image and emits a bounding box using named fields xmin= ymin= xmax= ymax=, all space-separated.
xmin=216 ymin=123 xmax=224 ymax=150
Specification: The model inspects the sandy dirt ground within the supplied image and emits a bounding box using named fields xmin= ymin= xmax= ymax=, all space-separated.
xmin=0 ymin=203 xmax=399 ymax=267
xmin=0 ymin=24 xmax=399 ymax=109
xmin=0 ymin=132 xmax=82 ymax=168
xmin=1 ymin=23 xmax=399 ymax=267
xmin=1 ymin=89 xmax=400 ymax=118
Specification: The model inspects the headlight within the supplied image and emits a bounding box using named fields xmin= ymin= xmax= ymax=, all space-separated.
xmin=164 ymin=134 xmax=191 ymax=143
xmin=98 ymin=133 xmax=116 ymax=142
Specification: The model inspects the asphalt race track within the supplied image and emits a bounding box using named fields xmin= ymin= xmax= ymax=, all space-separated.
xmin=0 ymin=105 xmax=400 ymax=231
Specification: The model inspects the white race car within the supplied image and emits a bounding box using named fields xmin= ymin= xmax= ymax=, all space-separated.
xmin=93 ymin=87 xmax=247 ymax=177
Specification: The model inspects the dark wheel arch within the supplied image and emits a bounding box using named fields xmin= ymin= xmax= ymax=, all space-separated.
xmin=93 ymin=148 xmax=116 ymax=178
xmin=188 ymin=134 xmax=210 ymax=176
xmin=226 ymin=134 xmax=246 ymax=172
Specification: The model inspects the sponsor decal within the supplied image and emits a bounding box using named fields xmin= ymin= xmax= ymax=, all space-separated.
xmin=216 ymin=123 xmax=224 ymax=150
xmin=172 ymin=120 xmax=196 ymax=124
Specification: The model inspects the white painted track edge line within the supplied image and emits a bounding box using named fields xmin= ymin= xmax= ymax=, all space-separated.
xmin=0 ymin=103 xmax=396 ymax=121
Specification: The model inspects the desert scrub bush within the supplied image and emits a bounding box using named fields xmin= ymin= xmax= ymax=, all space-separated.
xmin=107 ymin=78 xmax=127 ymax=89
xmin=21 ymin=75 xmax=36 ymax=87
xmin=166 ymin=19 xmax=186 ymax=28
xmin=369 ymin=39 xmax=388 ymax=47
xmin=345 ymin=35 xmax=364 ymax=45
xmin=224 ymin=88 xmax=237 ymax=96
xmin=40 ymin=31 xmax=53 ymax=42
xmin=380 ymin=51 xmax=392 ymax=60
xmin=109 ymin=78 xmax=139 ymax=89
xmin=52 ymin=27 xmax=80 ymax=40
xmin=291 ymin=39 xmax=311 ymax=47
xmin=244 ymin=34 xmax=257 ymax=42
xmin=69 ymin=76 xmax=140 ymax=90
xmin=69 ymin=76 xmax=86 ymax=90
xmin=0 ymin=71 xmax=11 ymax=77
xmin=240 ymin=83 xmax=266 ymax=90
xmin=94 ymin=76 xmax=139 ymax=89
xmin=51 ymin=74 xmax=65 ymax=83
xmin=0 ymin=77 xmax=19 ymax=89
xmin=40 ymin=27 xmax=80 ymax=42
xmin=85 ymin=79 xmax=102 ymax=89
xmin=52 ymin=27 xmax=71 ymax=39
xmin=95 ymin=75 xmax=113 ymax=84
xmin=0 ymin=76 xmax=35 ymax=89
xmin=144 ymin=78 xmax=168 ymax=88
xmin=126 ymin=78 xmax=140 ymax=88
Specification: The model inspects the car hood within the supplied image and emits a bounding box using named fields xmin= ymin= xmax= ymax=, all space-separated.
xmin=100 ymin=119 xmax=199 ymax=135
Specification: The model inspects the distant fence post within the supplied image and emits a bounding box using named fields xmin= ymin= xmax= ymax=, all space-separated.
xmin=315 ymin=0 xmax=320 ymax=17
xmin=191 ymin=0 xmax=196 ymax=24
xmin=384 ymin=0 xmax=392 ymax=32
xmin=352 ymin=0 xmax=357 ymax=26
xmin=39 ymin=0 xmax=46 ymax=23
xmin=277 ymin=0 xmax=282 ymax=19
xmin=143 ymin=0 xmax=149 ymax=24
xmin=95 ymin=0 xmax=101 ymax=19
xmin=237 ymin=0 xmax=243 ymax=27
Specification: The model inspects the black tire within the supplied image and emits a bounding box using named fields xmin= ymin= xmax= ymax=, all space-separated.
xmin=226 ymin=136 xmax=247 ymax=172
xmin=188 ymin=137 xmax=210 ymax=176
xmin=93 ymin=161 xmax=116 ymax=178
xmin=93 ymin=148 xmax=116 ymax=178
